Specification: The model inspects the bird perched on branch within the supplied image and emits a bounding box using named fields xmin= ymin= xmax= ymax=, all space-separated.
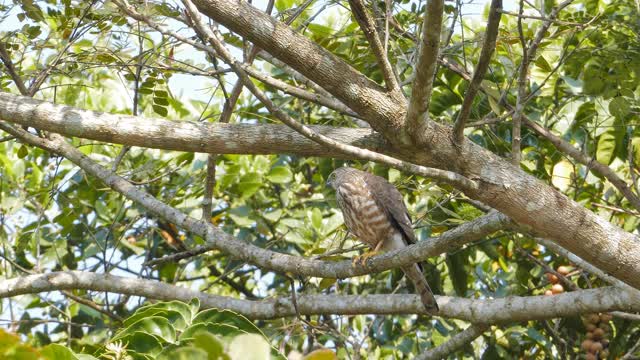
xmin=326 ymin=167 xmax=439 ymax=314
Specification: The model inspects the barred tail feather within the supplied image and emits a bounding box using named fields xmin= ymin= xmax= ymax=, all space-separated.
xmin=401 ymin=263 xmax=439 ymax=314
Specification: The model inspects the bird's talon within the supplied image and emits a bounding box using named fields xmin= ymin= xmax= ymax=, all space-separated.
xmin=352 ymin=251 xmax=380 ymax=267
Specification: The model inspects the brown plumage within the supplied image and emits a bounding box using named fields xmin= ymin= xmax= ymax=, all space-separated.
xmin=326 ymin=167 xmax=439 ymax=314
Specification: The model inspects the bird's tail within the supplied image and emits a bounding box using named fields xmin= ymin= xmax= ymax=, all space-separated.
xmin=401 ymin=263 xmax=439 ymax=314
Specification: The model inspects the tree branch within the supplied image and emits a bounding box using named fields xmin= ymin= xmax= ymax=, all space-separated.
xmin=451 ymin=0 xmax=502 ymax=144
xmin=416 ymin=324 xmax=489 ymax=360
xmin=348 ymin=0 xmax=400 ymax=92
xmin=0 ymin=92 xmax=383 ymax=158
xmin=404 ymin=0 xmax=444 ymax=142
xmin=2 ymin=271 xmax=639 ymax=322
xmin=0 ymin=42 xmax=29 ymax=96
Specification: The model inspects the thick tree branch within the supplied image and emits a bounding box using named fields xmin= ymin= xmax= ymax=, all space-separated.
xmin=416 ymin=324 xmax=489 ymax=360
xmin=149 ymin=211 xmax=509 ymax=271
xmin=348 ymin=0 xmax=400 ymax=92
xmin=0 ymin=92 xmax=382 ymax=157
xmin=2 ymin=271 xmax=640 ymax=322
xmin=451 ymin=0 xmax=501 ymax=144
xmin=404 ymin=0 xmax=444 ymax=142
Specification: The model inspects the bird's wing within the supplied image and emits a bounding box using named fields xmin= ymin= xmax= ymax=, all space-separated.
xmin=363 ymin=172 xmax=417 ymax=245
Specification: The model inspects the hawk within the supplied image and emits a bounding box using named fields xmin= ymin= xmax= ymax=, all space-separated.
xmin=326 ymin=167 xmax=439 ymax=314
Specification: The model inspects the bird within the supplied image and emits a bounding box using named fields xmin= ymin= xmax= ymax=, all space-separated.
xmin=326 ymin=166 xmax=439 ymax=314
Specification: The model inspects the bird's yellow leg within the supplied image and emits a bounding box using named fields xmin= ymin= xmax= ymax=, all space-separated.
xmin=352 ymin=241 xmax=384 ymax=267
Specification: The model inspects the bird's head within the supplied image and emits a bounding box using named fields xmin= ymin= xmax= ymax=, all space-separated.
xmin=326 ymin=167 xmax=358 ymax=189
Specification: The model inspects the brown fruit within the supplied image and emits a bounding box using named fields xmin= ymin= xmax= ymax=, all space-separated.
xmin=581 ymin=339 xmax=593 ymax=351
xmin=593 ymin=328 xmax=605 ymax=339
xmin=551 ymin=284 xmax=564 ymax=294
xmin=546 ymin=272 xmax=559 ymax=284
xmin=557 ymin=265 xmax=570 ymax=275
xmin=599 ymin=323 xmax=610 ymax=332
xmin=590 ymin=341 xmax=603 ymax=353
xmin=585 ymin=323 xmax=596 ymax=331
xmin=600 ymin=313 xmax=613 ymax=322
xmin=586 ymin=331 xmax=594 ymax=339
xmin=585 ymin=354 xmax=596 ymax=360
xmin=544 ymin=289 xmax=553 ymax=296
xmin=588 ymin=314 xmax=600 ymax=324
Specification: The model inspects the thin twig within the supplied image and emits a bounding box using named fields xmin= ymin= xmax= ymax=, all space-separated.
xmin=201 ymin=154 xmax=217 ymax=220
xmin=143 ymin=244 xmax=213 ymax=267
xmin=0 ymin=42 xmax=29 ymax=95
xmin=515 ymin=247 xmax=577 ymax=291
xmin=621 ymin=331 xmax=640 ymax=359
xmin=416 ymin=324 xmax=490 ymax=360
xmin=511 ymin=0 xmax=526 ymax=164
xmin=348 ymin=0 xmax=400 ymax=92
xmin=452 ymin=0 xmax=502 ymax=144
xmin=498 ymin=9 xmax=582 ymax=26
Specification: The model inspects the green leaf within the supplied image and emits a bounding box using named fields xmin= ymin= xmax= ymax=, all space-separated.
xmin=181 ymin=323 xmax=244 ymax=341
xmin=310 ymin=208 xmax=322 ymax=230
xmin=120 ymin=331 xmax=164 ymax=355
xmin=609 ymin=96 xmax=631 ymax=119
xmin=153 ymin=104 xmax=168 ymax=117
xmin=192 ymin=332 xmax=226 ymax=358
xmin=275 ymin=0 xmax=294 ymax=12
xmin=0 ymin=329 xmax=41 ymax=360
xmin=154 ymin=90 xmax=168 ymax=98
xmin=319 ymin=278 xmax=336 ymax=290
xmin=596 ymin=129 xmax=617 ymax=165
xmin=157 ymin=347 xmax=209 ymax=360
xmin=266 ymin=166 xmax=293 ymax=183
xmin=153 ymin=96 xmax=169 ymax=106
xmin=227 ymin=333 xmax=271 ymax=360
xmin=113 ymin=316 xmax=176 ymax=343
xmin=41 ymin=344 xmax=81 ymax=360
xmin=17 ymin=145 xmax=28 ymax=159
xmin=124 ymin=301 xmax=193 ymax=331
xmin=632 ymin=136 xmax=640 ymax=169
xmin=446 ymin=252 xmax=468 ymax=296
xmin=192 ymin=309 xmax=263 ymax=335
xmin=534 ymin=55 xmax=552 ymax=72
xmin=572 ymin=101 xmax=596 ymax=130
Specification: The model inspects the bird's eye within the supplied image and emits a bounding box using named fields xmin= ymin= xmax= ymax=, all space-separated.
xmin=326 ymin=173 xmax=335 ymax=186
